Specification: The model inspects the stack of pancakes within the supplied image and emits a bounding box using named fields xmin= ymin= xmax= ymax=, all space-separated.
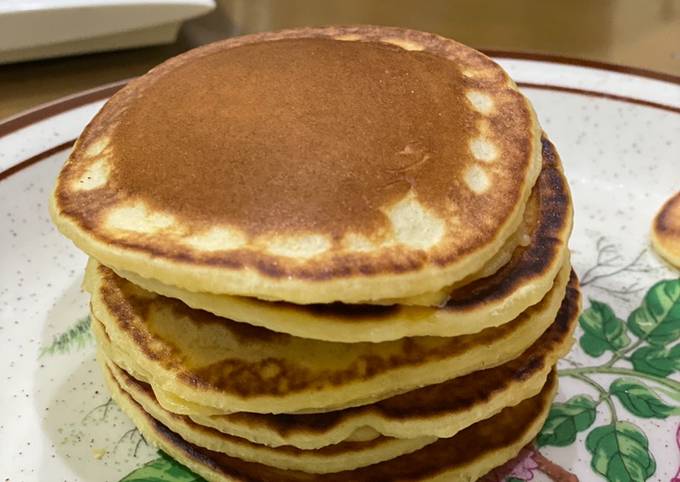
xmin=50 ymin=26 xmax=580 ymax=481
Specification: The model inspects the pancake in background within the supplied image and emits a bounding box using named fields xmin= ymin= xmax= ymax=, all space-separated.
xmin=114 ymin=273 xmax=577 ymax=449
xmin=104 ymin=366 xmax=557 ymax=482
xmin=651 ymin=191 xmax=680 ymax=268
xmin=109 ymin=137 xmax=571 ymax=342
xmin=51 ymin=25 xmax=542 ymax=305
xmin=86 ymin=260 xmax=570 ymax=415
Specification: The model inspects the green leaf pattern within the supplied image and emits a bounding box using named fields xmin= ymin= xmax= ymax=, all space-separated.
xmin=578 ymin=300 xmax=630 ymax=357
xmin=538 ymin=395 xmax=597 ymax=447
xmin=627 ymin=279 xmax=680 ymax=346
xmin=119 ymin=452 xmax=205 ymax=482
xmin=610 ymin=378 xmax=678 ymax=418
xmin=586 ymin=422 xmax=655 ymax=482
xmin=40 ymin=315 xmax=92 ymax=357
xmin=630 ymin=344 xmax=680 ymax=377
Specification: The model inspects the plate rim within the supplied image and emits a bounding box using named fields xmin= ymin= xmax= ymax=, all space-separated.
xmin=485 ymin=50 xmax=680 ymax=85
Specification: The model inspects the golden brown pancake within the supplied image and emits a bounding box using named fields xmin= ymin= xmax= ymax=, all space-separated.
xmin=102 ymin=359 xmax=436 ymax=473
xmin=105 ymin=365 xmax=557 ymax=482
xmin=86 ymin=260 xmax=571 ymax=415
xmin=51 ymin=25 xmax=542 ymax=304
xmin=108 ymin=275 xmax=578 ymax=449
xmin=108 ymin=136 xmax=571 ymax=342
xmin=651 ymin=191 xmax=680 ymax=268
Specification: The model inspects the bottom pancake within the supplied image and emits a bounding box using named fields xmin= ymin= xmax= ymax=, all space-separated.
xmin=104 ymin=366 xmax=557 ymax=481
xmin=101 ymin=356 xmax=435 ymax=474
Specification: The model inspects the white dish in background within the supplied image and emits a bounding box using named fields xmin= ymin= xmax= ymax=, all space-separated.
xmin=0 ymin=0 xmax=215 ymax=64
xmin=0 ymin=56 xmax=679 ymax=482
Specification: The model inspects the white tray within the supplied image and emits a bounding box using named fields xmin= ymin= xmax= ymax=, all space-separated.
xmin=0 ymin=0 xmax=214 ymax=63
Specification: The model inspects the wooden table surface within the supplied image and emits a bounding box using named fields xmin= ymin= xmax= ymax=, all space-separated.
xmin=1 ymin=0 xmax=679 ymax=121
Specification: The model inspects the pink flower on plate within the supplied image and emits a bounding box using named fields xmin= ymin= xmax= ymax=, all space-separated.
xmin=507 ymin=451 xmax=539 ymax=481
xmin=479 ymin=445 xmax=538 ymax=482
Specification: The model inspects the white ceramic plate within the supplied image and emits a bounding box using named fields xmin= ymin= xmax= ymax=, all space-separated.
xmin=1 ymin=55 xmax=679 ymax=482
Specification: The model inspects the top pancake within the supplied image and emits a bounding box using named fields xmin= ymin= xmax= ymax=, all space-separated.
xmin=106 ymin=136 xmax=571 ymax=342
xmin=50 ymin=25 xmax=542 ymax=304
xmin=651 ymin=191 xmax=680 ymax=269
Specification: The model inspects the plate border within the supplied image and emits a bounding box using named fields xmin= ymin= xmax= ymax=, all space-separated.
xmin=0 ymin=79 xmax=128 ymax=138
xmin=484 ymin=50 xmax=680 ymax=85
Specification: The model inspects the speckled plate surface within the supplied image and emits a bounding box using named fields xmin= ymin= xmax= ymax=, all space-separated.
xmin=1 ymin=56 xmax=679 ymax=482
